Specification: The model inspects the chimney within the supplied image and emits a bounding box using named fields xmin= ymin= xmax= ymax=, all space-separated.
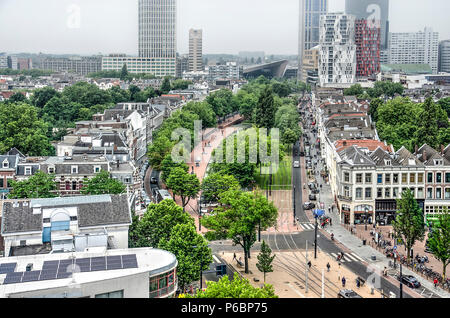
xmin=423 ymin=151 xmax=427 ymax=161
xmin=441 ymin=145 xmax=444 ymax=155
xmin=415 ymin=145 xmax=418 ymax=155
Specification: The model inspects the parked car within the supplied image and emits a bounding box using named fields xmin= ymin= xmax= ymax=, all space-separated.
xmin=309 ymin=194 xmax=317 ymax=201
xmin=397 ymin=275 xmax=421 ymax=289
xmin=293 ymin=161 xmax=300 ymax=168
xmin=299 ymin=151 xmax=305 ymax=157
xmin=150 ymin=177 xmax=158 ymax=184
xmin=303 ymin=202 xmax=316 ymax=210
xmin=338 ymin=289 xmax=363 ymax=298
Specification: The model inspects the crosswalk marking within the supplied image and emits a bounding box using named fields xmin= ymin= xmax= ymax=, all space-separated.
xmin=299 ymin=223 xmax=315 ymax=230
xmin=350 ymin=253 xmax=365 ymax=262
xmin=345 ymin=254 xmax=359 ymax=262
xmin=328 ymin=252 xmax=364 ymax=264
xmin=213 ymin=255 xmax=221 ymax=263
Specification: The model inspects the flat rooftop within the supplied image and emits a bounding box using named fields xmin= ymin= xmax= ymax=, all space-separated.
xmin=0 ymin=248 xmax=177 ymax=297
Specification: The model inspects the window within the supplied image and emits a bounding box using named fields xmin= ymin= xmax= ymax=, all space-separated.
xmin=377 ymin=174 xmax=382 ymax=184
xmin=427 ymin=188 xmax=433 ymax=199
xmin=344 ymin=186 xmax=350 ymax=197
xmin=356 ymin=188 xmax=363 ymax=199
xmin=94 ymin=166 xmax=101 ymax=173
xmin=393 ymin=174 xmax=399 ymax=184
xmin=436 ymin=188 xmax=442 ymax=199
xmin=377 ymin=188 xmax=383 ymax=198
xmin=344 ymin=172 xmax=350 ymax=182
xmin=95 ymin=290 xmax=124 ymax=298
xmin=72 ymin=181 xmax=77 ymax=191
xmin=0 ymin=178 xmax=3 ymax=188
xmin=428 ymin=173 xmax=433 ymax=183
xmin=402 ymin=173 xmax=408 ymax=184
xmin=48 ymin=167 xmax=55 ymax=174
xmin=356 ymin=174 xmax=363 ymax=183
xmin=70 ymin=216 xmax=77 ymax=221
xmin=385 ymin=188 xmax=391 ymax=198
xmin=418 ymin=173 xmax=424 ymax=183
xmin=418 ymin=188 xmax=424 ymax=199
xmin=365 ymin=188 xmax=372 ymax=199
xmin=43 ymin=218 xmax=50 ymax=223
xmin=25 ymin=166 xmax=32 ymax=176
xmin=446 ymin=188 xmax=450 ymax=199
xmin=446 ymin=173 xmax=450 ymax=183
xmin=2 ymin=160 xmax=8 ymax=168
xmin=365 ymin=173 xmax=372 ymax=183
xmin=410 ymin=174 xmax=416 ymax=184
xmin=71 ymin=166 xmax=78 ymax=174
xmin=385 ymin=174 xmax=391 ymax=183
xmin=437 ymin=173 xmax=442 ymax=183
xmin=393 ymin=188 xmax=399 ymax=198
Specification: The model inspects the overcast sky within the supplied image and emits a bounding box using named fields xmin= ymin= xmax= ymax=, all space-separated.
xmin=0 ymin=0 xmax=449 ymax=56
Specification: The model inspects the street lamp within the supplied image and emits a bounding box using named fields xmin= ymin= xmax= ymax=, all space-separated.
xmin=365 ymin=207 xmax=369 ymax=231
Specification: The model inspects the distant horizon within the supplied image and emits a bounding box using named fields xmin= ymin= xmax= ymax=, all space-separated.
xmin=1 ymin=0 xmax=449 ymax=56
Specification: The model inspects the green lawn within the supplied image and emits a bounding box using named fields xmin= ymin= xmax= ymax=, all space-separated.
xmin=255 ymin=156 xmax=292 ymax=190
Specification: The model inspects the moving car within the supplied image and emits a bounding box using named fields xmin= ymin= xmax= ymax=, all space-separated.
xmin=150 ymin=177 xmax=158 ymax=184
xmin=303 ymin=202 xmax=315 ymax=210
xmin=293 ymin=161 xmax=300 ymax=168
xmin=338 ymin=290 xmax=363 ymax=298
xmin=397 ymin=275 xmax=421 ymax=289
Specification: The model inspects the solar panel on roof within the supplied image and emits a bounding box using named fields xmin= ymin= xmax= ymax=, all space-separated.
xmin=0 ymin=263 xmax=17 ymax=274
xmin=22 ymin=271 xmax=41 ymax=282
xmin=4 ymin=272 xmax=24 ymax=284
xmin=122 ymin=262 xmax=138 ymax=269
xmin=40 ymin=271 xmax=57 ymax=281
xmin=56 ymin=272 xmax=72 ymax=279
xmin=121 ymin=254 xmax=137 ymax=261
xmin=107 ymin=263 xmax=122 ymax=270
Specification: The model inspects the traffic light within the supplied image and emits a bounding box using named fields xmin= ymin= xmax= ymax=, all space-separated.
xmin=216 ymin=264 xmax=227 ymax=276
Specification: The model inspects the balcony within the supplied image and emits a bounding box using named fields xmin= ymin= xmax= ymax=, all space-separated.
xmin=338 ymin=195 xmax=353 ymax=202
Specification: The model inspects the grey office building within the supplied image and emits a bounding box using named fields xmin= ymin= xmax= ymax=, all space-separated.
xmin=138 ymin=0 xmax=176 ymax=76
xmin=345 ymin=0 xmax=389 ymax=50
xmin=189 ymin=29 xmax=203 ymax=72
xmin=439 ymin=40 xmax=450 ymax=73
xmin=298 ymin=0 xmax=328 ymax=81
xmin=40 ymin=56 xmax=102 ymax=75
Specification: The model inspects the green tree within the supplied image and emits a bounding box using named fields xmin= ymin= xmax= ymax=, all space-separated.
xmin=427 ymin=209 xmax=450 ymax=280
xmin=0 ymin=102 xmax=54 ymax=156
xmin=414 ymin=97 xmax=448 ymax=149
xmin=369 ymin=98 xmax=383 ymax=122
xmin=255 ymin=86 xmax=277 ymax=129
xmin=147 ymin=135 xmax=175 ymax=170
xmin=183 ymin=272 xmax=278 ymax=298
xmin=438 ymin=97 xmax=450 ymax=117
xmin=160 ymin=154 xmax=189 ymax=183
xmin=271 ymin=81 xmax=291 ymax=97
xmin=166 ymin=167 xmax=200 ymax=211
xmin=202 ymin=190 xmax=278 ymax=274
xmin=344 ymin=84 xmax=364 ymax=96
xmin=80 ymin=170 xmax=126 ymax=195
xmin=120 ymin=64 xmax=129 ymax=81
xmin=392 ymin=189 xmax=426 ymax=262
xmin=8 ymin=92 xmax=27 ymax=104
xmin=128 ymin=210 xmax=142 ymax=248
xmin=183 ymin=102 xmax=217 ymax=128
xmin=31 ymin=87 xmax=60 ymax=108
xmin=201 ymin=173 xmax=240 ymax=203
xmin=161 ymin=77 xmax=172 ymax=94
xmin=109 ymin=85 xmax=131 ymax=104
xmin=171 ymin=79 xmax=192 ymax=90
xmin=256 ymin=240 xmax=275 ymax=283
xmin=132 ymin=199 xmax=194 ymax=248
xmin=158 ymin=223 xmax=213 ymax=291
xmin=8 ymin=171 xmax=57 ymax=199
xmin=206 ymin=89 xmax=234 ymax=119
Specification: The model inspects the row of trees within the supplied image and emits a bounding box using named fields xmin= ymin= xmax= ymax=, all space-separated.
xmin=344 ymin=82 xmax=404 ymax=100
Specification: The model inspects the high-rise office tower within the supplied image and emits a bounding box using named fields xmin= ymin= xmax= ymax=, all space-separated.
xmin=389 ymin=28 xmax=439 ymax=74
xmin=138 ymin=0 xmax=176 ymax=76
xmin=318 ymin=13 xmax=357 ymax=86
xmin=298 ymin=0 xmax=328 ymax=81
xmin=345 ymin=0 xmax=389 ymax=50
xmin=439 ymin=40 xmax=450 ymax=73
xmin=189 ymin=29 xmax=203 ymax=72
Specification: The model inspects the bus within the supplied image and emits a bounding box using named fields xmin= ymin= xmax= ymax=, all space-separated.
xmin=156 ymin=189 xmax=173 ymax=203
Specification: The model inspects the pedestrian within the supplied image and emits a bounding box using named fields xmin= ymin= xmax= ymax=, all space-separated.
xmin=341 ymin=252 xmax=345 ymax=260
xmin=342 ymin=276 xmax=346 ymax=287
xmin=326 ymin=262 xmax=330 ymax=272
xmin=356 ymin=277 xmax=360 ymax=288
xmin=233 ymin=253 xmax=236 ymax=261
xmin=434 ymin=278 xmax=438 ymax=289
xmin=308 ymin=261 xmax=312 ymax=269
xmin=330 ymin=218 xmax=332 ymax=226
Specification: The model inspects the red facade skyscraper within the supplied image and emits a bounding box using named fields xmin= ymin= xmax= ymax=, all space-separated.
xmin=355 ymin=19 xmax=381 ymax=78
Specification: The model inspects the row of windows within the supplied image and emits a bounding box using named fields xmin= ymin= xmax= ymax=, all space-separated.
xmin=149 ymin=270 xmax=176 ymax=298
xmin=344 ymin=172 xmax=450 ymax=185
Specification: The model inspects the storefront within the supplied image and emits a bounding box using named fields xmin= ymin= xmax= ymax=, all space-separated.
xmin=340 ymin=204 xmax=351 ymax=224
xmin=375 ymin=200 xmax=397 ymax=225
xmin=354 ymin=205 xmax=374 ymax=225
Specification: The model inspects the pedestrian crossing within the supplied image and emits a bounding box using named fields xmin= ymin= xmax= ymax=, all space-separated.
xmin=329 ymin=252 xmax=365 ymax=263
xmin=298 ymin=223 xmax=315 ymax=231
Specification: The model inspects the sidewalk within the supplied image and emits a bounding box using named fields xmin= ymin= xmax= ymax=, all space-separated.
xmin=308 ymin=141 xmax=450 ymax=298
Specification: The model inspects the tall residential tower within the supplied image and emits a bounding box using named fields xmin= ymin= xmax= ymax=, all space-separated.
xmin=298 ymin=0 xmax=328 ymax=81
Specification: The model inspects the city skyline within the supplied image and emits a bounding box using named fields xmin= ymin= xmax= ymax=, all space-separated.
xmin=1 ymin=0 xmax=450 ymax=56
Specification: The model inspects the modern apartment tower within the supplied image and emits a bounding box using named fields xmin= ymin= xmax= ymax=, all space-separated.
xmin=388 ymin=28 xmax=439 ymax=74
xmin=189 ymin=29 xmax=203 ymax=72
xmin=138 ymin=0 xmax=176 ymax=76
xmin=439 ymin=40 xmax=450 ymax=73
xmin=298 ymin=0 xmax=328 ymax=81
xmin=345 ymin=0 xmax=389 ymax=50
xmin=318 ymin=13 xmax=357 ymax=86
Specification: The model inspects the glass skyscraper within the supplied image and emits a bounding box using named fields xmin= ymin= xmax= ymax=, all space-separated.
xmin=298 ymin=0 xmax=328 ymax=80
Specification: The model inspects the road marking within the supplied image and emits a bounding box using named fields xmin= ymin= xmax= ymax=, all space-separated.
xmin=350 ymin=253 xmax=365 ymax=262
xmin=287 ymin=283 xmax=306 ymax=298
xmin=213 ymin=255 xmax=221 ymax=263
xmin=345 ymin=254 xmax=359 ymax=262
